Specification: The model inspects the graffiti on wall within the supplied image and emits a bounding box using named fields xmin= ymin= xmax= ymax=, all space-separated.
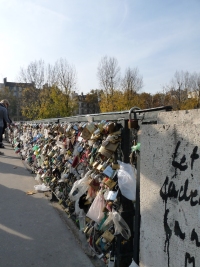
xmin=160 ymin=141 xmax=199 ymax=267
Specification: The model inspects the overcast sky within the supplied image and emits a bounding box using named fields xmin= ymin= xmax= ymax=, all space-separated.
xmin=0 ymin=0 xmax=199 ymax=94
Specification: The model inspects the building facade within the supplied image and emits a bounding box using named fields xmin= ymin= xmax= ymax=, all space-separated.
xmin=0 ymin=78 xmax=34 ymax=121
xmin=72 ymin=91 xmax=100 ymax=115
xmin=0 ymin=79 xmax=100 ymax=120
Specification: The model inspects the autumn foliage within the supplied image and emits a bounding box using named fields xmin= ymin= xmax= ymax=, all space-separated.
xmin=0 ymin=58 xmax=200 ymax=121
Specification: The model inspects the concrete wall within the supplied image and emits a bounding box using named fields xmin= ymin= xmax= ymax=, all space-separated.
xmin=157 ymin=109 xmax=200 ymax=124
xmin=140 ymin=109 xmax=200 ymax=267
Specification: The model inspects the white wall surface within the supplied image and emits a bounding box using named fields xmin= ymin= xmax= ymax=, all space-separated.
xmin=140 ymin=111 xmax=200 ymax=267
xmin=157 ymin=109 xmax=200 ymax=125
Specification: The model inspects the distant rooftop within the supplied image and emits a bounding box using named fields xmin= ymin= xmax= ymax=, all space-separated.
xmin=3 ymin=77 xmax=34 ymax=87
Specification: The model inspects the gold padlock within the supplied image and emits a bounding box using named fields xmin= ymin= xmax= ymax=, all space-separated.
xmin=92 ymin=161 xmax=99 ymax=168
xmin=101 ymin=230 xmax=115 ymax=243
xmin=112 ymin=162 xmax=120 ymax=170
xmin=51 ymin=177 xmax=56 ymax=182
xmin=96 ymin=163 xmax=103 ymax=171
xmin=104 ymin=178 xmax=116 ymax=189
xmin=95 ymin=237 xmax=101 ymax=245
xmin=83 ymin=225 xmax=90 ymax=234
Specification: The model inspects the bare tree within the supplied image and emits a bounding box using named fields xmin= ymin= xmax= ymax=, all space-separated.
xmin=55 ymin=58 xmax=77 ymax=94
xmin=189 ymin=72 xmax=200 ymax=108
xmin=54 ymin=58 xmax=78 ymax=114
xmin=97 ymin=56 xmax=121 ymax=95
xmin=97 ymin=56 xmax=121 ymax=111
xmin=121 ymin=67 xmax=143 ymax=93
xmin=46 ymin=63 xmax=59 ymax=88
xmin=163 ymin=70 xmax=192 ymax=110
xmin=121 ymin=67 xmax=143 ymax=108
xmin=18 ymin=59 xmax=45 ymax=89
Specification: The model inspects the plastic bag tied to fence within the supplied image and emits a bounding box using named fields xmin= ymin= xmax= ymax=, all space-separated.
xmin=68 ymin=170 xmax=92 ymax=201
xmin=117 ymin=160 xmax=136 ymax=201
xmin=100 ymin=209 xmax=131 ymax=240
xmin=86 ymin=190 xmax=106 ymax=223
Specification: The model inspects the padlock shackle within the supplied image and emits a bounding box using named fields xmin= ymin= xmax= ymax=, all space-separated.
xmin=129 ymin=106 xmax=141 ymax=121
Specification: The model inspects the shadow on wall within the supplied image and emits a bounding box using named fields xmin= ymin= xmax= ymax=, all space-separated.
xmin=139 ymin=112 xmax=200 ymax=267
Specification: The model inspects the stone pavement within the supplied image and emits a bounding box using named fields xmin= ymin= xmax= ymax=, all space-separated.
xmin=0 ymin=141 xmax=99 ymax=267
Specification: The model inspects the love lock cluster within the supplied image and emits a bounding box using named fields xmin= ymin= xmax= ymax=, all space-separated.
xmin=7 ymin=119 xmax=137 ymax=266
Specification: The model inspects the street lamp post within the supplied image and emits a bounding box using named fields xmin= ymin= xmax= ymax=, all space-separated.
xmin=110 ymin=76 xmax=116 ymax=111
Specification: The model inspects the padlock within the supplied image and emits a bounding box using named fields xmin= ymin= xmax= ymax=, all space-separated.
xmin=81 ymin=127 xmax=92 ymax=140
xmin=83 ymin=225 xmax=90 ymax=234
xmin=97 ymin=237 xmax=111 ymax=252
xmin=96 ymin=162 xmax=103 ymax=171
xmin=128 ymin=119 xmax=139 ymax=129
xmin=101 ymin=230 xmax=115 ymax=243
xmin=98 ymin=146 xmax=115 ymax=159
xmin=104 ymin=122 xmax=115 ymax=134
xmin=92 ymin=160 xmax=98 ymax=168
xmin=101 ymin=158 xmax=110 ymax=171
xmin=103 ymin=165 xmax=115 ymax=178
xmin=128 ymin=107 xmax=140 ymax=129
xmin=103 ymin=178 xmax=116 ymax=189
xmin=48 ymin=150 xmax=55 ymax=157
xmin=111 ymin=162 xmax=120 ymax=170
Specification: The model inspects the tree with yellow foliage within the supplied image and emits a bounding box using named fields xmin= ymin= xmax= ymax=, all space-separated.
xmin=99 ymin=90 xmax=124 ymax=112
xmin=21 ymin=86 xmax=40 ymax=120
xmin=37 ymin=85 xmax=78 ymax=119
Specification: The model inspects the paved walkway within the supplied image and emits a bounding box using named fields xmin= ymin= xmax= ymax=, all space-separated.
xmin=0 ymin=141 xmax=96 ymax=267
